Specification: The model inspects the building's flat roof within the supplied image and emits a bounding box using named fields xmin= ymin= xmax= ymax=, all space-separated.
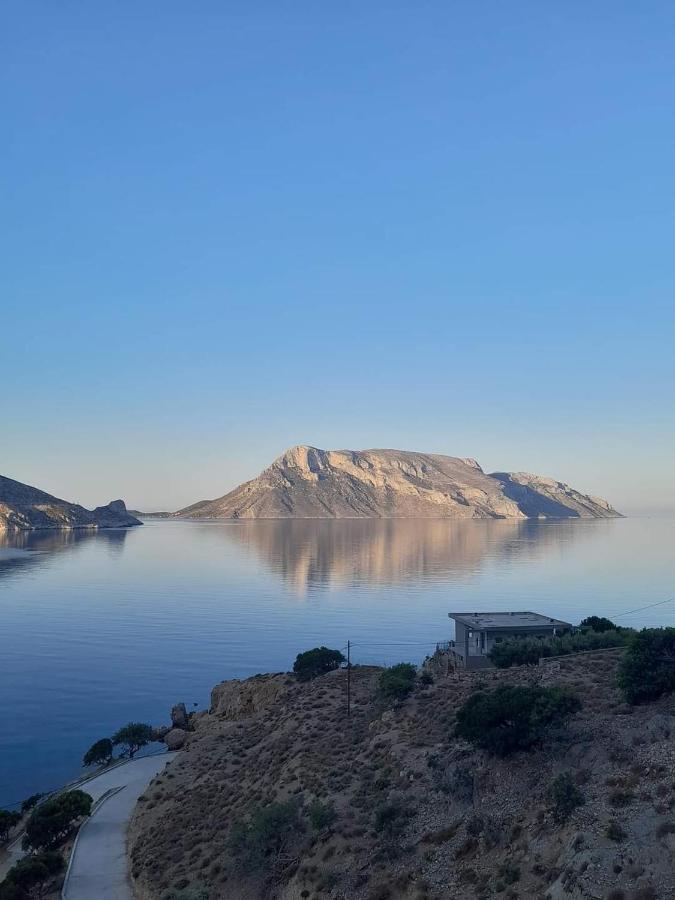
xmin=448 ymin=611 xmax=573 ymax=630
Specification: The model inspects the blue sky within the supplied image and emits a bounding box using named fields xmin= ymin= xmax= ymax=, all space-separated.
xmin=2 ymin=3 xmax=674 ymax=511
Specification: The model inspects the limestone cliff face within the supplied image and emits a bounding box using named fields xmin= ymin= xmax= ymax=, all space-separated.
xmin=176 ymin=446 xmax=621 ymax=520
xmin=0 ymin=475 xmax=142 ymax=530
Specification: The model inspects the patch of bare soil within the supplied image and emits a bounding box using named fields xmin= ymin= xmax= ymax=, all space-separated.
xmin=128 ymin=652 xmax=675 ymax=900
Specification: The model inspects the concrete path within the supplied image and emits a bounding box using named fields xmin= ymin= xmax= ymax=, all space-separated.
xmin=62 ymin=753 xmax=177 ymax=900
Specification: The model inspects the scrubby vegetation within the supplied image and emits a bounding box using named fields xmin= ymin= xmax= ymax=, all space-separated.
xmin=307 ymin=799 xmax=337 ymax=832
xmin=22 ymin=789 xmax=92 ymax=851
xmin=20 ymin=794 xmax=43 ymax=816
xmin=227 ymin=800 xmax=304 ymax=877
xmin=292 ymin=647 xmax=345 ymax=681
xmin=455 ymin=684 xmax=582 ymax=755
xmin=0 ymin=809 xmax=21 ymax=843
xmin=549 ymin=771 xmax=585 ymax=822
xmin=489 ymin=628 xmax=630 ymax=668
xmin=580 ymin=615 xmax=617 ymax=632
xmin=618 ymin=627 xmax=675 ymax=704
xmin=378 ymin=663 xmax=417 ymax=701
xmin=0 ymin=850 xmax=64 ymax=899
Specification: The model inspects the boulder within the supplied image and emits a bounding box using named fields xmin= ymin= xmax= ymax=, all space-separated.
xmin=164 ymin=728 xmax=188 ymax=751
xmin=171 ymin=702 xmax=189 ymax=730
xmin=152 ymin=725 xmax=170 ymax=742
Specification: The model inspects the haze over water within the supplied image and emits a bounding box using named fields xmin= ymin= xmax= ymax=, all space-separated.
xmin=0 ymin=516 xmax=673 ymax=807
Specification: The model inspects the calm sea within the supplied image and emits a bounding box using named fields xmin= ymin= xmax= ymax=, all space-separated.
xmin=1 ymin=516 xmax=673 ymax=807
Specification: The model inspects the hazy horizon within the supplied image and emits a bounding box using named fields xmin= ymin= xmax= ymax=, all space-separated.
xmin=3 ymin=4 xmax=674 ymax=512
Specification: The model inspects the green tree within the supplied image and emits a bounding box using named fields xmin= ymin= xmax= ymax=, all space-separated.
xmin=378 ymin=663 xmax=417 ymax=701
xmin=0 ymin=810 xmax=21 ymax=842
xmin=111 ymin=722 xmax=155 ymax=758
xmin=549 ymin=772 xmax=585 ymax=822
xmin=2 ymin=851 xmax=64 ymax=898
xmin=227 ymin=801 xmax=303 ymax=873
xmin=455 ymin=685 xmax=582 ymax=756
xmin=292 ymin=647 xmax=345 ymax=681
xmin=20 ymin=794 xmax=43 ymax=816
xmin=618 ymin=628 xmax=675 ymax=704
xmin=23 ymin=790 xmax=92 ymax=851
xmin=489 ymin=629 xmax=630 ymax=669
xmin=580 ymin=615 xmax=617 ymax=632
xmin=83 ymin=737 xmax=113 ymax=767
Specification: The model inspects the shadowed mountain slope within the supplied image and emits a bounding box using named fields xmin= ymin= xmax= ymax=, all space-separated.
xmin=176 ymin=446 xmax=621 ymax=520
xmin=0 ymin=474 xmax=141 ymax=530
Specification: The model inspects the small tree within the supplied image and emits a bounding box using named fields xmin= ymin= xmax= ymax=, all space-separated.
xmin=618 ymin=628 xmax=675 ymax=704
xmin=0 ymin=809 xmax=21 ymax=842
xmin=23 ymin=790 xmax=92 ymax=851
xmin=550 ymin=772 xmax=584 ymax=822
xmin=307 ymin=799 xmax=337 ymax=832
xmin=111 ymin=722 xmax=155 ymax=758
xmin=455 ymin=685 xmax=582 ymax=756
xmin=20 ymin=794 xmax=44 ymax=816
xmin=83 ymin=737 xmax=114 ymax=767
xmin=292 ymin=647 xmax=345 ymax=681
xmin=378 ymin=663 xmax=417 ymax=701
xmin=227 ymin=801 xmax=303 ymax=873
xmin=580 ymin=615 xmax=616 ymax=632
xmin=3 ymin=850 xmax=64 ymax=896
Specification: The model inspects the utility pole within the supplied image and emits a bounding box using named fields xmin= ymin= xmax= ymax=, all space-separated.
xmin=347 ymin=640 xmax=351 ymax=717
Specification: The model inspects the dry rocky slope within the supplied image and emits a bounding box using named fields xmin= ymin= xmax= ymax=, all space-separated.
xmin=176 ymin=446 xmax=621 ymax=520
xmin=0 ymin=474 xmax=141 ymax=530
xmin=129 ymin=651 xmax=675 ymax=900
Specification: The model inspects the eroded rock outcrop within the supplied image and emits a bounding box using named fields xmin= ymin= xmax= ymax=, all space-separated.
xmin=175 ymin=446 xmax=621 ymax=520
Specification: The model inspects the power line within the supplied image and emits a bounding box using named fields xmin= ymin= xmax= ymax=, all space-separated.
xmin=610 ymin=598 xmax=674 ymax=618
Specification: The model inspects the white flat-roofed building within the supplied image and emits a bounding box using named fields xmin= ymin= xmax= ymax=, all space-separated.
xmin=446 ymin=610 xmax=574 ymax=670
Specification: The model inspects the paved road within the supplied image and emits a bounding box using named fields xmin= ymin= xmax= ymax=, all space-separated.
xmin=63 ymin=753 xmax=177 ymax=900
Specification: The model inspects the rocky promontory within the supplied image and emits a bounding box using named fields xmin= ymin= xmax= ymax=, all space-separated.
xmin=0 ymin=474 xmax=141 ymax=530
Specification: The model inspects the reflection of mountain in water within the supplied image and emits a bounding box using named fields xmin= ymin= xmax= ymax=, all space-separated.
xmin=0 ymin=528 xmax=130 ymax=581
xmin=224 ymin=519 xmax=604 ymax=594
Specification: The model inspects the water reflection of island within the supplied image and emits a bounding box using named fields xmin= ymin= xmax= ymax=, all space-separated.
xmin=0 ymin=528 xmax=130 ymax=581
xmin=223 ymin=518 xmax=609 ymax=595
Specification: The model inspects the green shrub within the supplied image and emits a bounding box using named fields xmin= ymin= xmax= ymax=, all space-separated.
xmin=455 ymin=685 xmax=582 ymax=756
xmin=378 ymin=663 xmax=417 ymax=701
xmin=162 ymin=888 xmax=209 ymax=900
xmin=292 ymin=647 xmax=345 ymax=681
xmin=20 ymin=794 xmax=44 ymax=815
xmin=618 ymin=628 xmax=675 ymax=704
xmin=2 ymin=851 xmax=64 ymax=895
xmin=227 ymin=801 xmax=302 ymax=872
xmin=23 ymin=790 xmax=92 ymax=851
xmin=605 ymin=820 xmax=627 ymax=842
xmin=550 ymin=772 xmax=585 ymax=822
xmin=0 ymin=810 xmax=21 ymax=843
xmin=307 ymin=799 xmax=337 ymax=832
xmin=111 ymin=722 xmax=155 ymax=758
xmin=373 ymin=801 xmax=412 ymax=838
xmin=580 ymin=616 xmax=617 ymax=632
xmin=83 ymin=737 xmax=113 ymax=767
xmin=489 ymin=628 xmax=630 ymax=668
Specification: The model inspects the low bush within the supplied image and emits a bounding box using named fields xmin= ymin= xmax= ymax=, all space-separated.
xmin=0 ymin=810 xmax=21 ymax=843
xmin=20 ymin=794 xmax=43 ymax=815
xmin=162 ymin=888 xmax=209 ymax=900
xmin=307 ymin=800 xmax=337 ymax=832
xmin=550 ymin=772 xmax=585 ymax=822
xmin=1 ymin=850 xmax=64 ymax=898
xmin=378 ymin=663 xmax=417 ymax=702
xmin=618 ymin=628 xmax=675 ymax=704
xmin=490 ymin=629 xmax=630 ymax=668
xmin=23 ymin=790 xmax=92 ymax=851
xmin=605 ymin=820 xmax=627 ymax=842
xmin=455 ymin=685 xmax=582 ymax=756
xmin=373 ymin=801 xmax=412 ymax=839
xmin=227 ymin=801 xmax=303 ymax=873
xmin=292 ymin=647 xmax=345 ymax=681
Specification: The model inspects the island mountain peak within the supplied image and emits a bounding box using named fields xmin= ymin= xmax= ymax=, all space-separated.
xmin=176 ymin=446 xmax=621 ymax=520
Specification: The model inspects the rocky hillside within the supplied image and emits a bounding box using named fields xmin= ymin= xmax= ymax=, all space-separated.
xmin=176 ymin=445 xmax=621 ymax=519
xmin=0 ymin=475 xmax=141 ymax=530
xmin=129 ymin=651 xmax=675 ymax=900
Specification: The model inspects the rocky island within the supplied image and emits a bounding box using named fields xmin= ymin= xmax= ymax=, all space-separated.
xmin=0 ymin=474 xmax=141 ymax=530
xmin=176 ymin=445 xmax=621 ymax=520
